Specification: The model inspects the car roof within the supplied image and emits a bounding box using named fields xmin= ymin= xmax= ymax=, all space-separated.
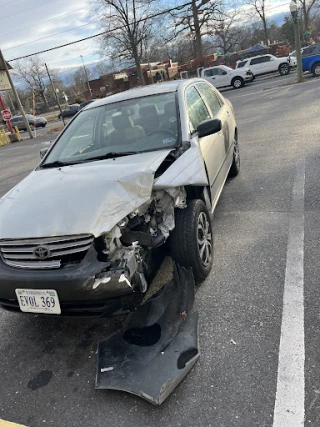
xmin=86 ymin=80 xmax=198 ymax=109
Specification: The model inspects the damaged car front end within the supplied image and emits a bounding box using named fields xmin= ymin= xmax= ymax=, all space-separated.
xmin=0 ymin=79 xmax=239 ymax=317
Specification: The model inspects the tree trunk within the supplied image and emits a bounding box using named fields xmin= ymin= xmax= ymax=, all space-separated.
xmin=132 ymin=45 xmax=145 ymax=86
xmin=263 ymin=19 xmax=269 ymax=45
xmin=302 ymin=3 xmax=309 ymax=31
xmin=192 ymin=0 xmax=203 ymax=60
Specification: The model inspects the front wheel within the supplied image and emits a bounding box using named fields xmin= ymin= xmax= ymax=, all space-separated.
xmin=279 ymin=63 xmax=290 ymax=75
xmin=232 ymin=77 xmax=244 ymax=89
xmin=170 ymin=199 xmax=213 ymax=282
xmin=312 ymin=62 xmax=320 ymax=77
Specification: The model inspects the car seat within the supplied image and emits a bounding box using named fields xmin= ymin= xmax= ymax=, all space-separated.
xmin=160 ymin=102 xmax=178 ymax=133
xmin=138 ymin=104 xmax=160 ymax=135
xmin=108 ymin=113 xmax=145 ymax=146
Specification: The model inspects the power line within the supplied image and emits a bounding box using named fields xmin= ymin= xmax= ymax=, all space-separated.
xmin=3 ymin=20 xmax=99 ymax=52
xmin=7 ymin=2 xmax=194 ymax=62
xmin=0 ymin=0 xmax=63 ymax=21
xmin=0 ymin=7 xmax=88 ymax=38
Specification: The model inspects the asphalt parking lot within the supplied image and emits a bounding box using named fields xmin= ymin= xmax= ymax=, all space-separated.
xmin=0 ymin=72 xmax=319 ymax=427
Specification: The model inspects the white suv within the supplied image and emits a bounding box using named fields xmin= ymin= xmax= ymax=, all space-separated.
xmin=236 ymin=54 xmax=291 ymax=77
xmin=201 ymin=65 xmax=254 ymax=89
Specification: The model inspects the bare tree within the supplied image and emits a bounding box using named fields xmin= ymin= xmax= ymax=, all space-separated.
xmin=211 ymin=9 xmax=250 ymax=54
xmin=245 ymin=0 xmax=269 ymax=46
xmin=13 ymin=56 xmax=50 ymax=109
xmin=65 ymin=68 xmax=88 ymax=97
xmin=299 ymin=0 xmax=317 ymax=32
xmin=94 ymin=0 xmax=157 ymax=85
xmin=170 ymin=0 xmax=219 ymax=60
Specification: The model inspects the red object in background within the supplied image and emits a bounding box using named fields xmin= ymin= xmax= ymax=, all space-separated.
xmin=0 ymin=96 xmax=14 ymax=134
xmin=2 ymin=109 xmax=11 ymax=121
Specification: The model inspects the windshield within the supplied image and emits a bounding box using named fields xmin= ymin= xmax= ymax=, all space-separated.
xmin=42 ymin=92 xmax=179 ymax=166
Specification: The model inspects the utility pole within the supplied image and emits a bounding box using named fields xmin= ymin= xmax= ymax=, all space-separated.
xmin=45 ymin=63 xmax=65 ymax=126
xmin=290 ymin=1 xmax=303 ymax=83
xmin=80 ymin=55 xmax=92 ymax=99
xmin=0 ymin=49 xmax=33 ymax=138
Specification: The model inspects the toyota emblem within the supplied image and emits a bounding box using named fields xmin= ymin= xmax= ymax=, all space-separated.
xmin=33 ymin=246 xmax=51 ymax=260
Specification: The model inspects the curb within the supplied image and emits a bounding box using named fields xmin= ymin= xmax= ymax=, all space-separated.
xmin=0 ymin=420 xmax=28 ymax=427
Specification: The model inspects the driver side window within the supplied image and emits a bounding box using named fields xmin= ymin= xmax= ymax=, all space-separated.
xmin=186 ymin=86 xmax=210 ymax=131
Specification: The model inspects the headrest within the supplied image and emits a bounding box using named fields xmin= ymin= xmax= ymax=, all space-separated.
xmin=139 ymin=104 xmax=158 ymax=117
xmin=112 ymin=114 xmax=133 ymax=130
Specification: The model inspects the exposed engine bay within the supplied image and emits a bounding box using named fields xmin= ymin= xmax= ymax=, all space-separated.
xmin=93 ymin=187 xmax=187 ymax=293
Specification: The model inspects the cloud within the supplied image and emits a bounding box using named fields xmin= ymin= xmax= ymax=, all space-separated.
xmin=1 ymin=0 xmax=101 ymax=66
xmin=1 ymin=0 xmax=290 ymax=70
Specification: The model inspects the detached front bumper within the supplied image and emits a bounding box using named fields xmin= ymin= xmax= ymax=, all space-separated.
xmin=0 ymin=247 xmax=141 ymax=317
xmin=244 ymin=73 xmax=254 ymax=82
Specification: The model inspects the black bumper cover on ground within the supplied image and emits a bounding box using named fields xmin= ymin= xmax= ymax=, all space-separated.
xmin=96 ymin=264 xmax=199 ymax=405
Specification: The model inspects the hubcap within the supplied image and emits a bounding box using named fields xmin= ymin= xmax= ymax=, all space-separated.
xmin=315 ymin=65 xmax=320 ymax=76
xmin=197 ymin=212 xmax=212 ymax=267
xmin=234 ymin=79 xmax=241 ymax=88
xmin=281 ymin=64 xmax=288 ymax=74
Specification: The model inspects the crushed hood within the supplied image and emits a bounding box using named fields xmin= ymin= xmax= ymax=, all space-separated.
xmin=0 ymin=149 xmax=172 ymax=239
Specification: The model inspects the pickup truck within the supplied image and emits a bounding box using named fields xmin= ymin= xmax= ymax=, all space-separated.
xmin=301 ymin=43 xmax=320 ymax=76
xmin=201 ymin=65 xmax=254 ymax=89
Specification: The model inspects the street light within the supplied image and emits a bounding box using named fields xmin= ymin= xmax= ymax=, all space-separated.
xmin=80 ymin=55 xmax=93 ymax=99
xmin=289 ymin=0 xmax=303 ymax=82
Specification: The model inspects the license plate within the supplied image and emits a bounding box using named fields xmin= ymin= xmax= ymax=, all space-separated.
xmin=15 ymin=289 xmax=61 ymax=315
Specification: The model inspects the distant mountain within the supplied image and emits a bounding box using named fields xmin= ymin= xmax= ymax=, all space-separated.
xmin=269 ymin=11 xmax=287 ymax=26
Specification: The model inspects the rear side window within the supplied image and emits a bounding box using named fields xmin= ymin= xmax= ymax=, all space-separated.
xmin=186 ymin=86 xmax=210 ymax=131
xmin=260 ymin=56 xmax=271 ymax=62
xmin=302 ymin=46 xmax=317 ymax=56
xmin=196 ymin=83 xmax=222 ymax=117
xmin=250 ymin=58 xmax=263 ymax=65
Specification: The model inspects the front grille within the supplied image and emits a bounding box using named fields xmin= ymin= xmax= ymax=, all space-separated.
xmin=0 ymin=234 xmax=94 ymax=269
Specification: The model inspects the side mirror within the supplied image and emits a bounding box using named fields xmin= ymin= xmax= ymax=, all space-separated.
xmin=197 ymin=119 xmax=222 ymax=138
xmin=222 ymin=71 xmax=228 ymax=75
xmin=40 ymin=148 xmax=48 ymax=159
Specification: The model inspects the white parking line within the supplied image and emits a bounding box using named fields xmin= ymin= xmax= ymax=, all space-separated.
xmin=273 ymin=159 xmax=305 ymax=427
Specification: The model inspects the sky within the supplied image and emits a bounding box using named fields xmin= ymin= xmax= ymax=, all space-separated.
xmin=0 ymin=0 xmax=291 ymax=79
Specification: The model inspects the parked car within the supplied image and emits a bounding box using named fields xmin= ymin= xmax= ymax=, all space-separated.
xmin=0 ymin=79 xmax=240 ymax=317
xmin=201 ymin=65 xmax=254 ymax=89
xmin=10 ymin=114 xmax=47 ymax=131
xmin=236 ymin=54 xmax=291 ymax=77
xmin=58 ymin=104 xmax=80 ymax=119
xmin=301 ymin=43 xmax=320 ymax=76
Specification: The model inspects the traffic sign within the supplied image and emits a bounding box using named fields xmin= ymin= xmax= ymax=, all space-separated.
xmin=1 ymin=109 xmax=12 ymax=121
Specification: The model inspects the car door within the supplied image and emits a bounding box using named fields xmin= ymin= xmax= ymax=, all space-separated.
xmin=203 ymin=68 xmax=225 ymax=88
xmin=196 ymin=82 xmax=233 ymax=201
xmin=260 ymin=55 xmax=275 ymax=72
xmin=248 ymin=57 xmax=263 ymax=75
xmin=185 ymin=85 xmax=226 ymax=205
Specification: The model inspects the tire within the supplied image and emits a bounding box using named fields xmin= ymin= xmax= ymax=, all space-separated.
xmin=170 ymin=199 xmax=213 ymax=282
xmin=279 ymin=63 xmax=290 ymax=76
xmin=228 ymin=135 xmax=240 ymax=177
xmin=231 ymin=77 xmax=244 ymax=89
xmin=312 ymin=62 xmax=320 ymax=77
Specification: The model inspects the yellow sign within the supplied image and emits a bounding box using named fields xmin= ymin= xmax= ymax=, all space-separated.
xmin=0 ymin=70 xmax=11 ymax=91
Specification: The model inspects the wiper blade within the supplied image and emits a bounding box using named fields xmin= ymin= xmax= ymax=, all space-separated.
xmin=41 ymin=160 xmax=73 ymax=168
xmin=85 ymin=151 xmax=138 ymax=161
